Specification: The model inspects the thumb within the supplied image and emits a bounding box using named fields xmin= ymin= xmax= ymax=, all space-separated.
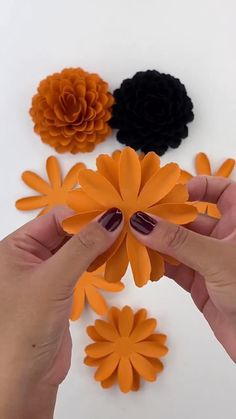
xmin=129 ymin=211 xmax=225 ymax=277
xmin=43 ymin=208 xmax=123 ymax=288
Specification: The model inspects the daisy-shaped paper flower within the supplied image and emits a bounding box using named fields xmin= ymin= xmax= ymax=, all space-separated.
xmin=84 ymin=306 xmax=168 ymax=393
xmin=180 ymin=152 xmax=235 ymax=219
xmin=70 ymin=266 xmax=124 ymax=321
xmin=16 ymin=156 xmax=85 ymax=216
xmin=63 ymin=147 xmax=197 ymax=286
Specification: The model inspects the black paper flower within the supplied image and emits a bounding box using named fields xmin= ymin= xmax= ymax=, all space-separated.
xmin=109 ymin=70 xmax=194 ymax=155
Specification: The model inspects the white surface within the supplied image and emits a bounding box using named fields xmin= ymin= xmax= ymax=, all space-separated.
xmin=0 ymin=0 xmax=236 ymax=418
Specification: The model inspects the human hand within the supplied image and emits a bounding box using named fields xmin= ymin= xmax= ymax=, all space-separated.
xmin=0 ymin=207 xmax=123 ymax=418
xmin=130 ymin=176 xmax=236 ymax=362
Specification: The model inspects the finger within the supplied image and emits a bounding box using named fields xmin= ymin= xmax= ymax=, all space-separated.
xmin=188 ymin=176 xmax=236 ymax=214
xmin=4 ymin=206 xmax=74 ymax=252
xmin=42 ymin=208 xmax=124 ymax=288
xmin=187 ymin=214 xmax=218 ymax=236
xmin=129 ymin=211 xmax=225 ymax=277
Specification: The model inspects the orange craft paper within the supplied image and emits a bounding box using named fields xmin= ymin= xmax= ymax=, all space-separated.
xmin=30 ymin=68 xmax=114 ymax=154
xmin=16 ymin=156 xmax=85 ymax=216
xmin=84 ymin=306 xmax=168 ymax=393
xmin=63 ymin=147 xmax=198 ymax=287
xmin=179 ymin=152 xmax=235 ymax=219
xmin=70 ymin=266 xmax=124 ymax=321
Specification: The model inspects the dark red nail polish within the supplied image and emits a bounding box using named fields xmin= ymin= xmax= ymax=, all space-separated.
xmin=98 ymin=208 xmax=123 ymax=232
xmin=130 ymin=211 xmax=157 ymax=235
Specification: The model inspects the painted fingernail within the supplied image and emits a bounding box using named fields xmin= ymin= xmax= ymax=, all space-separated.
xmin=130 ymin=211 xmax=157 ymax=235
xmin=98 ymin=208 xmax=123 ymax=232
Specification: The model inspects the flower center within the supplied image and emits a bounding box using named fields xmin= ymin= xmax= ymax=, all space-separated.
xmin=114 ymin=337 xmax=134 ymax=357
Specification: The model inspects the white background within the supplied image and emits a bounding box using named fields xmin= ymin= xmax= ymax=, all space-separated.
xmin=0 ymin=1 xmax=236 ymax=418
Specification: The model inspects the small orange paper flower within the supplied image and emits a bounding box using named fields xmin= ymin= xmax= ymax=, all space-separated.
xmin=84 ymin=306 xmax=168 ymax=393
xmin=30 ymin=68 xmax=114 ymax=154
xmin=63 ymin=147 xmax=197 ymax=286
xmin=71 ymin=266 xmax=124 ymax=321
xmin=16 ymin=156 xmax=85 ymax=216
xmin=180 ymin=152 xmax=235 ymax=218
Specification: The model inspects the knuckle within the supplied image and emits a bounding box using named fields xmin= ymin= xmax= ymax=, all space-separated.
xmin=74 ymin=223 xmax=108 ymax=253
xmin=165 ymin=225 xmax=189 ymax=251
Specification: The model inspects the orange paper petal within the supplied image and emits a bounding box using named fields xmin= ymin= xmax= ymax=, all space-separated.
xmin=118 ymin=358 xmax=133 ymax=393
xmin=179 ymin=170 xmax=193 ymax=184
xmin=119 ymin=147 xmax=141 ymax=202
xmin=15 ymin=195 xmax=48 ymax=211
xmin=140 ymin=152 xmax=160 ymax=188
xmin=62 ymin=213 xmax=98 ymax=234
xmin=104 ymin=239 xmax=129 ymax=283
xmin=63 ymin=162 xmax=85 ymax=189
xmin=215 ymin=158 xmax=235 ymax=177
xmin=130 ymin=353 xmax=156 ymax=382
xmin=149 ymin=203 xmax=198 ymax=224
xmin=148 ymin=249 xmax=165 ymax=282
xmin=22 ymin=171 xmax=51 ymax=194
xmin=195 ymin=152 xmax=211 ymax=175
xmin=46 ymin=156 xmax=62 ymax=188
xmin=138 ymin=163 xmax=180 ymax=208
xmin=126 ymin=232 xmax=151 ymax=287
xmin=96 ymin=154 xmax=119 ymax=190
xmin=158 ymin=184 xmax=188 ymax=204
xmin=85 ymin=285 xmax=108 ymax=315
xmin=118 ymin=306 xmax=134 ymax=337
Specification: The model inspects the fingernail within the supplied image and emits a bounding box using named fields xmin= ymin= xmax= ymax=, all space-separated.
xmin=98 ymin=208 xmax=123 ymax=232
xmin=130 ymin=211 xmax=157 ymax=235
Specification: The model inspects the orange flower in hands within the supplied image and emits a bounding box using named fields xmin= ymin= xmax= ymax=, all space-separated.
xmin=16 ymin=156 xmax=85 ymax=216
xmin=84 ymin=306 xmax=168 ymax=393
xmin=180 ymin=152 xmax=235 ymax=219
xmin=63 ymin=147 xmax=197 ymax=286
xmin=71 ymin=266 xmax=124 ymax=321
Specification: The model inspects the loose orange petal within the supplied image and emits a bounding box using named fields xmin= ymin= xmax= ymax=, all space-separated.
xmin=195 ymin=152 xmax=211 ymax=175
xmin=92 ymin=276 xmax=124 ymax=292
xmin=22 ymin=171 xmax=51 ymax=194
xmin=178 ymin=170 xmax=193 ymax=184
xmin=215 ymin=158 xmax=235 ymax=177
xmin=95 ymin=352 xmax=120 ymax=381
xmin=140 ymin=152 xmax=160 ymax=189
xmin=130 ymin=353 xmax=156 ymax=382
xmin=148 ymin=249 xmax=165 ymax=282
xmin=149 ymin=203 xmax=198 ymax=224
xmin=78 ymin=169 xmax=122 ymax=207
xmin=149 ymin=334 xmax=167 ymax=345
xmin=138 ymin=163 xmax=180 ymax=208
xmin=118 ymin=357 xmax=133 ymax=393
xmin=62 ymin=212 xmax=99 ymax=234
xmin=94 ymin=320 xmax=120 ymax=342
xmin=15 ymin=195 xmax=48 ymax=211
xmin=158 ymin=184 xmax=188 ymax=204
xmin=101 ymin=370 xmax=117 ymax=389
xmin=130 ymin=318 xmax=157 ymax=342
xmin=112 ymin=150 xmax=121 ymax=161
xmin=126 ymin=232 xmax=151 ymax=287
xmin=118 ymin=306 xmax=134 ymax=337
xmin=207 ymin=203 xmax=221 ymax=219
xmin=105 ymin=239 xmax=129 ymax=283
xmin=86 ymin=342 xmax=114 ymax=359
xmin=85 ymin=285 xmax=108 ymax=315
xmin=133 ymin=309 xmax=147 ymax=329
xmin=67 ymin=189 xmax=105 ymax=213
xmin=70 ymin=288 xmax=85 ymax=321
xmin=46 ymin=156 xmax=61 ymax=188
xmin=86 ymin=326 xmax=104 ymax=342
xmin=63 ymin=162 xmax=86 ymax=189
xmin=119 ymin=147 xmax=141 ymax=202
xmin=96 ymin=154 xmax=120 ymax=190
xmin=108 ymin=307 xmax=120 ymax=329
xmin=134 ymin=342 xmax=168 ymax=358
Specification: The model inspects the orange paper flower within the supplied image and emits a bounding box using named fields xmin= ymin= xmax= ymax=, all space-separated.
xmin=63 ymin=147 xmax=198 ymax=287
xmin=84 ymin=306 xmax=168 ymax=393
xmin=71 ymin=266 xmax=124 ymax=321
xmin=30 ymin=68 xmax=114 ymax=154
xmin=16 ymin=156 xmax=85 ymax=216
xmin=180 ymin=152 xmax=235 ymax=219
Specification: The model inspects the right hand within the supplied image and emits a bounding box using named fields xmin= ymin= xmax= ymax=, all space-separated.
xmin=130 ymin=176 xmax=236 ymax=362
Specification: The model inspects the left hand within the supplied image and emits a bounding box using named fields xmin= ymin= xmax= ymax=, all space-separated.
xmin=0 ymin=206 xmax=123 ymax=419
